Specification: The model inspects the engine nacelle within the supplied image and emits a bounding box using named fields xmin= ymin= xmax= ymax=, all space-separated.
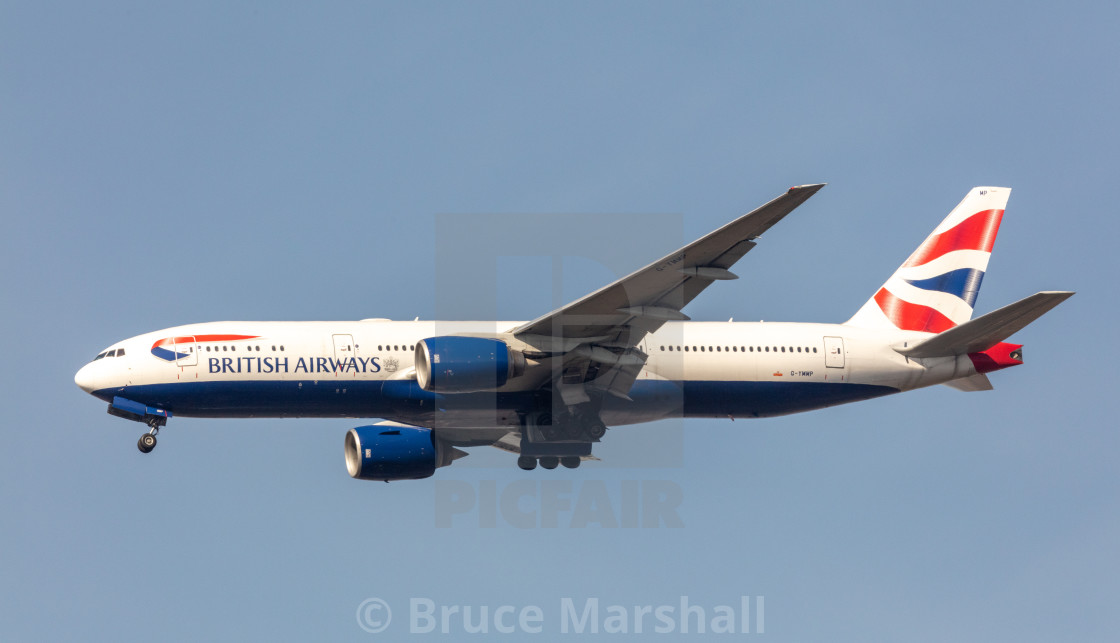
xmin=345 ymin=425 xmax=439 ymax=481
xmin=414 ymin=336 xmax=526 ymax=393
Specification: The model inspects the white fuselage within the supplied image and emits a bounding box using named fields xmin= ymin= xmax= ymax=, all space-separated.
xmin=75 ymin=319 xmax=978 ymax=436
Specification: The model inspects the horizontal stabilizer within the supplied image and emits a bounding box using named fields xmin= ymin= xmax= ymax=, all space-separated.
xmin=942 ymin=373 xmax=994 ymax=392
xmin=898 ymin=291 xmax=1073 ymax=358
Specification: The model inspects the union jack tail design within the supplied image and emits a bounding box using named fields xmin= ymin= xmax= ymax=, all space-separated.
xmin=846 ymin=187 xmax=1009 ymax=333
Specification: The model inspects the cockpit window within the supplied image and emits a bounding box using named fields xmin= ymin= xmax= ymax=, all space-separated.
xmin=94 ymin=352 xmax=107 ymax=361
xmin=116 ymin=348 xmax=125 ymax=356
xmin=106 ymin=349 xmax=117 ymax=357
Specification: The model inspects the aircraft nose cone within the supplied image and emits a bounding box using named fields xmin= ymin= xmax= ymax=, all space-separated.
xmin=74 ymin=364 xmax=96 ymax=393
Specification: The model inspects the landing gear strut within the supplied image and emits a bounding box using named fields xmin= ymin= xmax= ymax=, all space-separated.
xmin=137 ymin=416 xmax=164 ymax=454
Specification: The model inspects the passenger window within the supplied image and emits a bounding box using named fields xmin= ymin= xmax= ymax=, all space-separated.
xmin=732 ymin=346 xmax=737 ymax=352
xmin=781 ymin=346 xmax=785 ymax=352
xmin=764 ymin=346 xmax=769 ymax=352
xmin=813 ymin=347 xmax=817 ymax=353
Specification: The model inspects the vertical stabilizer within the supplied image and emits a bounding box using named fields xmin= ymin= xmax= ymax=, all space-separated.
xmin=846 ymin=187 xmax=1009 ymax=333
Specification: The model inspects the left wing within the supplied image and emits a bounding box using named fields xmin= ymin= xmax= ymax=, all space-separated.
xmin=506 ymin=184 xmax=824 ymax=403
xmin=510 ymin=184 xmax=825 ymax=343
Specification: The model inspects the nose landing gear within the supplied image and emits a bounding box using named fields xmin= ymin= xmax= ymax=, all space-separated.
xmin=137 ymin=416 xmax=165 ymax=454
xmin=137 ymin=432 xmax=157 ymax=453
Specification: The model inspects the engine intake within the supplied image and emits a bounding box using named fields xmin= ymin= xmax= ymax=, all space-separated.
xmin=414 ymin=336 xmax=526 ymax=393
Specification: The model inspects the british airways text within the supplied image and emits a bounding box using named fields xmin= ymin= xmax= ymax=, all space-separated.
xmin=208 ymin=356 xmax=382 ymax=374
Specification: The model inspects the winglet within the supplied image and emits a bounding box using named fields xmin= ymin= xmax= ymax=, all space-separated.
xmin=791 ymin=183 xmax=827 ymax=193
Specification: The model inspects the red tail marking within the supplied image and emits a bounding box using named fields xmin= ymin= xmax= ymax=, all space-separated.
xmin=904 ymin=209 xmax=1004 ymax=268
xmin=874 ymin=288 xmax=956 ymax=333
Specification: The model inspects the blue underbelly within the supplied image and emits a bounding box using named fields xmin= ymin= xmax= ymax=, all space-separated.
xmin=96 ymin=379 xmax=899 ymax=422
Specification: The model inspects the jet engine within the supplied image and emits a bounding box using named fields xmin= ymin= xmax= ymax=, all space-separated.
xmin=414 ymin=336 xmax=526 ymax=393
xmin=345 ymin=425 xmax=447 ymax=482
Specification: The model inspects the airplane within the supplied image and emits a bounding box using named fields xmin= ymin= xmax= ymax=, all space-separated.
xmin=74 ymin=185 xmax=1072 ymax=481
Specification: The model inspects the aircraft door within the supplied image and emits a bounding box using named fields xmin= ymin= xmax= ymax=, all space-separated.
xmin=333 ymin=334 xmax=356 ymax=364
xmin=175 ymin=336 xmax=197 ymax=367
xmin=824 ymin=336 xmax=845 ymax=368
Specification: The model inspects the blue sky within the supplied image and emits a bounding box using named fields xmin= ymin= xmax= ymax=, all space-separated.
xmin=2 ymin=1 xmax=1116 ymax=640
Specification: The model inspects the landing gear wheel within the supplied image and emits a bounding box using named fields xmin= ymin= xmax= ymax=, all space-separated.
xmin=586 ymin=421 xmax=607 ymax=441
xmin=137 ymin=433 xmax=157 ymax=453
xmin=539 ymin=456 xmax=559 ymax=470
xmin=561 ymin=456 xmax=581 ymax=469
xmin=517 ymin=455 xmax=537 ymax=471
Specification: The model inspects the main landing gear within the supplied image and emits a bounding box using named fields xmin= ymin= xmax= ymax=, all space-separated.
xmin=517 ymin=455 xmax=582 ymax=471
xmin=516 ymin=410 xmax=596 ymax=471
xmin=137 ymin=416 xmax=165 ymax=454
